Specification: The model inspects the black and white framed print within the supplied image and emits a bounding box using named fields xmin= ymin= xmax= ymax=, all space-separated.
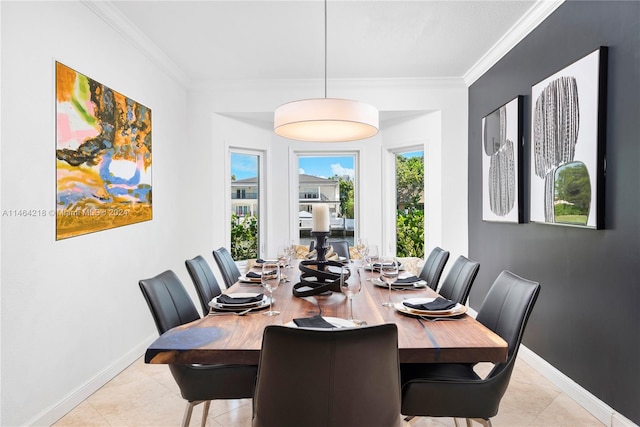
xmin=530 ymin=47 xmax=607 ymax=229
xmin=482 ymin=96 xmax=523 ymax=223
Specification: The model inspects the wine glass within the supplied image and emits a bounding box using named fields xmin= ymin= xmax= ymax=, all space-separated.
xmin=355 ymin=238 xmax=368 ymax=261
xmin=340 ymin=265 xmax=365 ymax=326
xmin=365 ymin=244 xmax=379 ymax=281
xmin=261 ymin=262 xmax=280 ymax=316
xmin=379 ymin=256 xmax=398 ymax=307
xmin=277 ymin=245 xmax=288 ymax=268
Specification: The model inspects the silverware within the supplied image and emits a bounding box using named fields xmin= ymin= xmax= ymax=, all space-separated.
xmin=419 ymin=315 xmax=462 ymax=322
xmin=209 ymin=307 xmax=254 ymax=316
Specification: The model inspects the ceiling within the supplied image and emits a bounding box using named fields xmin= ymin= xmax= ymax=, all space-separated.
xmin=109 ymin=0 xmax=540 ymax=85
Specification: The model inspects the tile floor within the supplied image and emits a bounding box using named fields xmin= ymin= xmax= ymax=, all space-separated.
xmin=53 ymin=356 xmax=604 ymax=427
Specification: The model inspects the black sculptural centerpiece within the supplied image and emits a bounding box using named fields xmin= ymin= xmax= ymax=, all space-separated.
xmin=292 ymin=231 xmax=350 ymax=298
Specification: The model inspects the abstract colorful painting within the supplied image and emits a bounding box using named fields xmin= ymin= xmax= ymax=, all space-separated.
xmin=56 ymin=62 xmax=152 ymax=239
xmin=530 ymin=47 xmax=607 ymax=229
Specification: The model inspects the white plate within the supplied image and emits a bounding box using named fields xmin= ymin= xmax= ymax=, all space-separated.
xmin=238 ymin=275 xmax=262 ymax=283
xmin=285 ymin=316 xmax=355 ymax=329
xmin=365 ymin=263 xmax=405 ymax=271
xmin=373 ymin=278 xmax=427 ymax=288
xmin=209 ymin=293 xmax=267 ymax=309
xmin=394 ymin=297 xmax=467 ymax=317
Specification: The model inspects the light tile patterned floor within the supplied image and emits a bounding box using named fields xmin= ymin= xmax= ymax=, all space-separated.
xmin=54 ymin=356 xmax=604 ymax=427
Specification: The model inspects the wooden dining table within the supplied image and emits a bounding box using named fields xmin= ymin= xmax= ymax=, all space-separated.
xmin=145 ymin=260 xmax=507 ymax=365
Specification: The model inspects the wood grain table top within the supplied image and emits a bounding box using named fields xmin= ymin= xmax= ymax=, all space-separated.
xmin=145 ymin=262 xmax=507 ymax=365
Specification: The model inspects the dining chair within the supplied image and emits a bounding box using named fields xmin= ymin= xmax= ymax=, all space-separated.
xmin=418 ymin=246 xmax=450 ymax=290
xmin=328 ymin=239 xmax=350 ymax=260
xmin=139 ymin=270 xmax=257 ymax=427
xmin=212 ymin=247 xmax=242 ymax=288
xmin=437 ymin=255 xmax=480 ymax=305
xmin=252 ymin=324 xmax=402 ymax=427
xmin=185 ymin=255 xmax=222 ymax=317
xmin=400 ymin=270 xmax=540 ymax=427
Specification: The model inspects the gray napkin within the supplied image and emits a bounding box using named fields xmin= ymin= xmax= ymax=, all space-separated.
xmin=217 ymin=294 xmax=264 ymax=305
xmin=403 ymin=297 xmax=456 ymax=311
xmin=293 ymin=315 xmax=335 ymax=328
xmin=395 ymin=275 xmax=420 ymax=284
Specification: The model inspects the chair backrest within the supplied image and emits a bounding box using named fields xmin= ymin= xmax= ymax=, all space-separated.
xmin=139 ymin=270 xmax=201 ymax=335
xmin=212 ymin=247 xmax=241 ymax=288
xmin=437 ymin=255 xmax=480 ymax=304
xmin=185 ymin=255 xmax=222 ymax=316
xmin=476 ymin=270 xmax=540 ymax=400
xmin=328 ymin=240 xmax=350 ymax=260
xmin=419 ymin=247 xmax=450 ymax=290
xmin=252 ymin=324 xmax=402 ymax=427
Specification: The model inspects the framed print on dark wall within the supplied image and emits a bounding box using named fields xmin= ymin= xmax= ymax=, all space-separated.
xmin=482 ymin=95 xmax=523 ymax=223
xmin=530 ymin=47 xmax=607 ymax=229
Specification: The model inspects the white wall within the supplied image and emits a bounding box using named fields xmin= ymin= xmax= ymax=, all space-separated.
xmin=0 ymin=2 xmax=191 ymax=425
xmin=194 ymin=78 xmax=469 ymax=260
xmin=0 ymin=2 xmax=469 ymax=425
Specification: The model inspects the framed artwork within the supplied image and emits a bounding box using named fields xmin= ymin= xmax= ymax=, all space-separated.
xmin=56 ymin=62 xmax=152 ymax=240
xmin=482 ymin=96 xmax=523 ymax=223
xmin=530 ymin=47 xmax=607 ymax=229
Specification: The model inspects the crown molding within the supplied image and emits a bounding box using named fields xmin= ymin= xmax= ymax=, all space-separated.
xmin=463 ymin=0 xmax=565 ymax=86
xmin=190 ymin=76 xmax=466 ymax=92
xmin=81 ymin=0 xmax=190 ymax=88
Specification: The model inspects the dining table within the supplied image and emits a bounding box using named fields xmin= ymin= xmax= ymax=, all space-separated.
xmin=145 ymin=260 xmax=507 ymax=366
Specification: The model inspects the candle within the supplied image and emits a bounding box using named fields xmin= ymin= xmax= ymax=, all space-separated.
xmin=312 ymin=204 xmax=330 ymax=232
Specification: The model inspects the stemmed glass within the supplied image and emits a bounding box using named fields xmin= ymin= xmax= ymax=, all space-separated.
xmin=340 ymin=265 xmax=366 ymax=326
xmin=365 ymin=244 xmax=379 ymax=281
xmin=261 ymin=262 xmax=280 ymax=316
xmin=379 ymin=256 xmax=398 ymax=307
xmin=356 ymin=238 xmax=368 ymax=260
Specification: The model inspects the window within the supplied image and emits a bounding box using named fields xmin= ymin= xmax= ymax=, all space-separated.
xmin=395 ymin=150 xmax=424 ymax=257
xmin=230 ymin=151 xmax=260 ymax=260
xmin=297 ymin=154 xmax=356 ymax=247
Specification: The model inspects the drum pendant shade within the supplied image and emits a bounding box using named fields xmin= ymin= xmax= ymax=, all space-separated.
xmin=274 ymin=98 xmax=379 ymax=142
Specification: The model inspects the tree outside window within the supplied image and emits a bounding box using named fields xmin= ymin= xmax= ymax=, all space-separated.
xmin=396 ymin=151 xmax=425 ymax=258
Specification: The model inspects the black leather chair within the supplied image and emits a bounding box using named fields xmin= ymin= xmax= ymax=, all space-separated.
xmin=212 ymin=247 xmax=241 ymax=288
xmin=401 ymin=271 xmax=540 ymax=427
xmin=437 ymin=255 xmax=480 ymax=304
xmin=418 ymin=246 xmax=450 ymax=290
xmin=185 ymin=255 xmax=222 ymax=316
xmin=139 ymin=270 xmax=257 ymax=427
xmin=252 ymin=324 xmax=402 ymax=427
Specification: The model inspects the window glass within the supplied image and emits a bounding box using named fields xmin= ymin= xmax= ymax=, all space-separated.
xmin=230 ymin=152 xmax=260 ymax=260
xmin=395 ymin=150 xmax=424 ymax=257
xmin=298 ymin=155 xmax=356 ymax=248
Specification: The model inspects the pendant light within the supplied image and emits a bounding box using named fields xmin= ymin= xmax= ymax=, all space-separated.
xmin=273 ymin=0 xmax=379 ymax=142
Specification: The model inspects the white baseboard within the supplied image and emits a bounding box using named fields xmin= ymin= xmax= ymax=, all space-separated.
xmin=467 ymin=306 xmax=636 ymax=427
xmin=28 ymin=333 xmax=157 ymax=427
xmin=517 ymin=345 xmax=637 ymax=427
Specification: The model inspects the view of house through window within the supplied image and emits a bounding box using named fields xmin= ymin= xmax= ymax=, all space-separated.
xmin=395 ymin=150 xmax=425 ymax=257
xmin=298 ymin=155 xmax=356 ymax=247
xmin=230 ymin=152 xmax=260 ymax=260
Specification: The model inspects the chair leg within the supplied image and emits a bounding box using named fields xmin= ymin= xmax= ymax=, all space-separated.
xmin=182 ymin=400 xmax=208 ymax=427
xmin=200 ymin=400 xmax=211 ymax=427
xmin=466 ymin=418 xmax=492 ymax=427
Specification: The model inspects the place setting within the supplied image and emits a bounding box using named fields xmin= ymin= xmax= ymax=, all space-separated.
xmin=394 ymin=296 xmax=467 ymax=319
xmin=208 ymin=292 xmax=270 ymax=314
xmin=238 ymin=264 xmax=281 ymax=284
xmin=372 ymin=274 xmax=427 ymax=290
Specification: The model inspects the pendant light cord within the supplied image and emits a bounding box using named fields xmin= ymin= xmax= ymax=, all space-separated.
xmin=324 ymin=0 xmax=327 ymax=99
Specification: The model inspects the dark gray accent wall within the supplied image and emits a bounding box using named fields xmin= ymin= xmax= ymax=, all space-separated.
xmin=468 ymin=1 xmax=640 ymax=423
